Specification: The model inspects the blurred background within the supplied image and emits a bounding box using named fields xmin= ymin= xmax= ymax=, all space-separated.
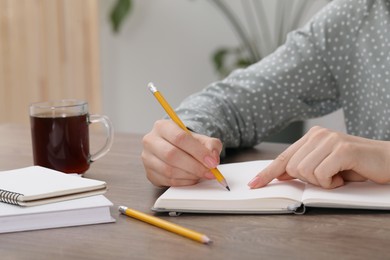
xmin=0 ymin=0 xmax=346 ymax=141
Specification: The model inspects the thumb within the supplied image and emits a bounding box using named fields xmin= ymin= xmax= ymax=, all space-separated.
xmin=193 ymin=133 xmax=223 ymax=167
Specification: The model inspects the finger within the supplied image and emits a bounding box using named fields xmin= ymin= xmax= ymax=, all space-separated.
xmin=195 ymin=133 xmax=223 ymax=165
xmin=147 ymin=168 xmax=200 ymax=187
xmin=275 ymin=173 xmax=311 ymax=182
xmin=281 ymin=127 xmax=341 ymax=186
xmin=145 ymin=136 xmax=209 ymax=179
xmin=248 ymin=133 xmax=309 ymax=188
xmin=276 ymin=172 xmax=294 ymax=181
xmin=340 ymin=170 xmax=367 ymax=182
xmin=288 ymin=140 xmax=335 ymax=186
xmin=327 ymin=174 xmax=344 ymax=189
xmin=157 ymin=121 xmax=220 ymax=169
xmin=143 ymin=153 xmax=201 ymax=187
xmin=313 ymin=152 xmax=346 ymax=189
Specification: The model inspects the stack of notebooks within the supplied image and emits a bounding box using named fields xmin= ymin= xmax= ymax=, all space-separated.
xmin=0 ymin=166 xmax=115 ymax=233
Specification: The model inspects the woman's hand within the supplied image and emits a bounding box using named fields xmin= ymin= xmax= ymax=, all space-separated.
xmin=142 ymin=119 xmax=223 ymax=187
xmin=248 ymin=126 xmax=390 ymax=189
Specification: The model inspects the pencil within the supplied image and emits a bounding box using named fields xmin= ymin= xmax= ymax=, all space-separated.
xmin=148 ymin=82 xmax=230 ymax=191
xmin=118 ymin=206 xmax=212 ymax=244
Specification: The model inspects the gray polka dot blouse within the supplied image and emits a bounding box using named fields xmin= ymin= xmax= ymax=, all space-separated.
xmin=175 ymin=0 xmax=390 ymax=149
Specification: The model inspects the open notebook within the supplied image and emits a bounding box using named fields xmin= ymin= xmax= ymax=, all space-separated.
xmin=0 ymin=166 xmax=107 ymax=206
xmin=153 ymin=160 xmax=390 ymax=214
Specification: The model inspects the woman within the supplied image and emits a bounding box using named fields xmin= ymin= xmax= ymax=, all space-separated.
xmin=142 ymin=0 xmax=390 ymax=189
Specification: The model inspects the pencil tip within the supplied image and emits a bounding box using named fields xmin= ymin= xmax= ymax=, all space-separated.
xmin=226 ymin=186 xmax=230 ymax=191
xmin=203 ymin=236 xmax=213 ymax=244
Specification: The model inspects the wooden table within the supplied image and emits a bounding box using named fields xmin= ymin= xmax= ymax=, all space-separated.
xmin=1 ymin=124 xmax=389 ymax=259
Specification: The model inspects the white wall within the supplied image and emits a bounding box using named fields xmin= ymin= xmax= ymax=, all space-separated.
xmin=99 ymin=0 xmax=343 ymax=135
xmin=99 ymin=0 xmax=237 ymax=133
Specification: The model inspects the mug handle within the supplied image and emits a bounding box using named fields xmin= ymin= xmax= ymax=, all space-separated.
xmin=88 ymin=114 xmax=114 ymax=162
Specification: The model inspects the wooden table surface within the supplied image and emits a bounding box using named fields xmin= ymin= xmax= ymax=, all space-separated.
xmin=0 ymin=124 xmax=389 ymax=260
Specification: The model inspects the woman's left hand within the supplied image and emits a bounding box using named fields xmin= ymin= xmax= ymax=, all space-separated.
xmin=248 ymin=126 xmax=390 ymax=189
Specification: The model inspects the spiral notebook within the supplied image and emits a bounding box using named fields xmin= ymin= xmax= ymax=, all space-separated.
xmin=0 ymin=166 xmax=107 ymax=206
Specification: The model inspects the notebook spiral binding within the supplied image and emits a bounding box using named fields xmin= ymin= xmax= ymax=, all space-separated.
xmin=0 ymin=189 xmax=23 ymax=205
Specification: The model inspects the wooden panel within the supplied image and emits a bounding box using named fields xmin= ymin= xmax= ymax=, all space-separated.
xmin=0 ymin=0 xmax=101 ymax=124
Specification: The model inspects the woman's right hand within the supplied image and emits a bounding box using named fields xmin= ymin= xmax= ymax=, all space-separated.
xmin=141 ymin=119 xmax=223 ymax=187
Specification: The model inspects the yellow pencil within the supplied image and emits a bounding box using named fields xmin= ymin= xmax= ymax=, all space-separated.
xmin=118 ymin=206 xmax=211 ymax=244
xmin=148 ymin=82 xmax=230 ymax=191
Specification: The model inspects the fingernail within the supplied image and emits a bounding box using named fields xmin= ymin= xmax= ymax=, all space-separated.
xmin=204 ymin=155 xmax=218 ymax=169
xmin=248 ymin=176 xmax=261 ymax=188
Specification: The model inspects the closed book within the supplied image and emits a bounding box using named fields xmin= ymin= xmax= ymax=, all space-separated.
xmin=0 ymin=166 xmax=107 ymax=206
xmin=0 ymin=195 xmax=115 ymax=233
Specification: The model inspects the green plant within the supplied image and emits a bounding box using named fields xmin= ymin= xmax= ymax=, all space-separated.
xmin=110 ymin=0 xmax=133 ymax=33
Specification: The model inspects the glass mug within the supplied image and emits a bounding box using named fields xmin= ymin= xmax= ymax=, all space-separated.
xmin=29 ymin=99 xmax=114 ymax=174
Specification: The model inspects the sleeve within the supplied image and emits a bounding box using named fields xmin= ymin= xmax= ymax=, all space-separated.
xmin=175 ymin=0 xmax=363 ymax=149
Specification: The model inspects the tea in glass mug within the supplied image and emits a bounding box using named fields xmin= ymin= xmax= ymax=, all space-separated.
xmin=30 ymin=99 xmax=113 ymax=174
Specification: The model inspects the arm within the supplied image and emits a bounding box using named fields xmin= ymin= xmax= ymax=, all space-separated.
xmin=177 ymin=0 xmax=374 ymax=149
xmin=176 ymin=7 xmax=342 ymax=149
